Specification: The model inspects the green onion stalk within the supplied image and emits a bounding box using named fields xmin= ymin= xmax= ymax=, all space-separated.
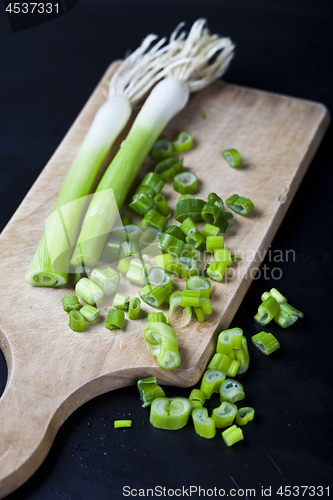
xmin=25 ymin=32 xmax=184 ymax=287
xmin=71 ymin=18 xmax=235 ymax=269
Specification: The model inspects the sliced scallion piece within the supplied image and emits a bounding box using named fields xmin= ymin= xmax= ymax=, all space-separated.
xmin=206 ymin=236 xmax=224 ymax=251
xmin=148 ymin=311 xmax=167 ymax=323
xmin=75 ymin=278 xmax=104 ymax=306
xmin=144 ymin=322 xmax=181 ymax=370
xmin=141 ymin=209 xmax=168 ymax=232
xmin=74 ymin=264 xmax=91 ymax=286
xmin=186 ymin=276 xmax=211 ymax=298
xmin=80 ymin=304 xmax=100 ymax=322
xmin=214 ymin=248 xmax=232 ymax=265
xmin=200 ymin=370 xmax=226 ymax=399
xmin=159 ymin=233 xmax=184 ymax=258
xmin=139 ymin=172 xmax=164 ymax=195
xmin=121 ymin=216 xmax=132 ymax=226
xmin=129 ymin=193 xmax=156 ymax=216
xmin=263 ymin=287 xmax=288 ymax=304
xmin=194 ymin=307 xmax=205 ymax=323
xmin=128 ymin=297 xmax=141 ymax=320
xmin=274 ymin=302 xmax=304 ymax=328
xmin=113 ymin=293 xmax=130 ymax=310
xmin=150 ymin=397 xmax=191 ymax=429
xmin=181 ymin=244 xmax=196 ymax=258
xmin=106 ymin=309 xmax=125 ymax=330
xmin=117 ymin=257 xmax=132 ymax=275
xmin=148 ymin=267 xmax=173 ymax=294
xmin=165 ymin=225 xmax=186 ymax=243
xmin=154 ymin=253 xmax=174 ymax=273
xmin=217 ymin=328 xmax=243 ymax=353
xmin=174 ymin=257 xmax=198 ymax=279
xmin=126 ymin=259 xmax=152 ymax=286
xmin=154 ymin=156 xmax=183 ymax=181
xmin=90 ymin=267 xmax=120 ymax=296
xmin=192 ymin=407 xmax=216 ymax=439
xmin=180 ymin=290 xmax=201 ymax=307
xmin=189 ymin=389 xmax=207 ymax=409
xmin=202 ymin=223 xmax=220 ymax=238
xmin=254 ymin=296 xmax=279 ymax=326
xmin=222 ymin=425 xmax=244 ymax=446
xmin=154 ymin=194 xmax=171 ymax=217
xmin=206 ymin=261 xmax=228 ymax=282
xmin=101 ymin=237 xmax=122 ymax=263
xmin=139 ymin=284 xmax=169 ymax=308
xmin=234 ymin=337 xmax=250 ymax=374
xmin=222 ymin=148 xmax=243 ymax=168
xmin=62 ymin=295 xmax=81 ymax=312
xmin=139 ymin=228 xmax=162 ymax=256
xmin=251 ymin=331 xmax=280 ymax=355
xmin=69 ymin=310 xmax=85 ymax=332
xmin=199 ymin=297 xmax=212 ymax=316
xmin=236 ymin=407 xmax=255 ymax=426
xmin=207 ymin=353 xmax=223 ymax=370
xmin=168 ymin=290 xmax=192 ymax=327
xmin=173 ymin=172 xmax=198 ymax=195
xmin=137 ymin=376 xmax=165 ymax=407
xmin=226 ymin=194 xmax=254 ymax=215
xmin=113 ymin=224 xmax=141 ymax=243
xmin=220 ymin=379 xmax=245 ymax=403
xmin=172 ymin=131 xmax=194 ymax=153
xmin=180 ymin=217 xmax=197 ymax=236
xmin=201 ymin=203 xmax=220 ymax=225
xmin=150 ymin=139 xmax=174 ymax=161
xmin=186 ymin=231 xmax=205 ymax=250
xmin=175 ymin=199 xmax=205 ymax=223
xmin=114 ymin=420 xmax=132 ymax=428
xmin=208 ymin=192 xmax=224 ymax=211
xmin=119 ymin=241 xmax=139 ymax=260
xmin=212 ymin=402 xmax=237 ymax=428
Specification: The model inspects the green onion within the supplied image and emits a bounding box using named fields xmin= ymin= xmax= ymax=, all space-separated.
xmin=236 ymin=407 xmax=255 ymax=426
xmin=208 ymin=193 xmax=224 ymax=211
xmin=154 ymin=194 xmax=171 ymax=217
xmin=251 ymin=331 xmax=280 ymax=355
xmin=80 ymin=304 xmax=100 ymax=322
xmin=119 ymin=241 xmax=139 ymax=260
xmin=150 ymin=139 xmax=174 ymax=161
xmin=137 ymin=376 xmax=165 ymax=407
xmin=234 ymin=337 xmax=250 ymax=374
xmin=186 ymin=276 xmax=211 ymax=298
xmin=150 ymin=397 xmax=191 ymax=429
xmin=139 ymin=172 xmax=164 ymax=195
xmin=192 ymin=407 xmax=216 ymax=439
xmin=165 ymin=225 xmax=186 ymax=242
xmin=159 ymin=233 xmax=184 ymax=257
xmin=178 ymin=194 xmax=195 ymax=202
xmin=173 ymin=172 xmax=198 ymax=195
xmin=194 ymin=307 xmax=205 ymax=323
xmin=62 ymin=295 xmax=81 ymax=312
xmin=101 ymin=237 xmax=122 ymax=263
xmin=226 ymin=194 xmax=254 ymax=216
xmin=148 ymin=267 xmax=173 ymax=294
xmin=106 ymin=309 xmax=125 ymax=330
xmin=154 ymin=156 xmax=183 ymax=181
xmin=148 ymin=311 xmax=167 ymax=323
xmin=186 ymin=231 xmax=205 ymax=250
xmin=222 ymin=148 xmax=243 ymax=168
xmin=175 ymin=199 xmax=205 ymax=223
xmin=90 ymin=267 xmax=120 ymax=295
xmin=117 ymin=257 xmax=132 ymax=274
xmin=215 ymin=215 xmax=233 ymax=233
xmin=141 ymin=209 xmax=168 ymax=232
xmin=206 ymin=261 xmax=228 ymax=282
xmin=25 ymin=33 xmax=176 ymax=287
xmin=200 ymin=297 xmax=212 ymax=316
xmin=274 ymin=302 xmax=304 ymax=328
xmin=133 ymin=185 xmax=156 ymax=198
xmin=222 ymin=425 xmax=244 ymax=446
xmin=113 ymin=224 xmax=141 ymax=243
xmin=181 ymin=244 xmax=196 ymax=258
xmin=180 ymin=217 xmax=197 ymax=236
xmin=128 ymin=297 xmax=141 ymax=320
xmin=254 ymin=296 xmax=279 ymax=326
xmin=139 ymin=284 xmax=170 ymax=308
xmin=206 ymin=236 xmax=224 ymax=251
xmin=126 ymin=259 xmax=152 ymax=286
xmin=214 ymin=248 xmax=232 ymax=265
xmin=220 ymin=379 xmax=245 ymax=403
xmin=113 ymin=293 xmax=130 ymax=310
xmin=138 ymin=228 xmax=162 ymax=256
xmin=121 ymin=216 xmax=132 ymax=226
xmin=172 ymin=131 xmax=194 ymax=153
xmin=75 ymin=278 xmax=104 ymax=305
xmin=180 ymin=290 xmax=201 ymax=307
xmin=217 ymin=328 xmax=243 ymax=354
xmin=74 ymin=264 xmax=91 ymax=286
xmin=264 ymin=287 xmax=288 ymax=304
xmin=201 ymin=203 xmax=220 ymax=225
xmin=189 ymin=389 xmax=207 ymax=409
xmin=69 ymin=310 xmax=85 ymax=332
xmin=202 ymin=223 xmax=220 ymax=238
xmin=174 ymin=257 xmax=198 ymax=279
xmin=200 ymin=370 xmax=226 ymax=399
xmin=168 ymin=290 xmax=192 ymax=327
xmin=144 ymin=322 xmax=181 ymax=370
xmin=114 ymin=420 xmax=132 ymax=428
xmin=129 ymin=193 xmax=156 ymax=216
xmin=154 ymin=253 xmax=174 ymax=273
xmin=212 ymin=402 xmax=237 ymax=428
xmin=207 ymin=353 xmax=223 ymax=370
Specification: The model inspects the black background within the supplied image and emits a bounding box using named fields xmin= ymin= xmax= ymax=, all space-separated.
xmin=0 ymin=1 xmax=333 ymax=498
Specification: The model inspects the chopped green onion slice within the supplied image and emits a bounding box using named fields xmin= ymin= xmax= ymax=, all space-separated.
xmin=212 ymin=402 xmax=237 ymax=428
xmin=180 ymin=217 xmax=197 ymax=236
xmin=139 ymin=284 xmax=169 ymax=308
xmin=154 ymin=194 xmax=171 ymax=217
xmin=207 ymin=353 xmax=223 ymax=370
xmin=62 ymin=295 xmax=81 ymax=312
xmin=128 ymin=297 xmax=141 ymax=320
xmin=117 ymin=257 xmax=132 ymax=275
xmin=159 ymin=233 xmax=184 ymax=258
xmin=263 ymin=287 xmax=288 ymax=304
xmin=80 ymin=304 xmax=100 ymax=322
xmin=106 ymin=309 xmax=125 ymax=330
xmin=214 ymin=248 xmax=232 ymax=265
xmin=148 ymin=267 xmax=173 ymax=294
xmin=208 ymin=193 xmax=224 ymax=211
xmin=113 ymin=293 xmax=130 ymax=310
xmin=200 ymin=298 xmax=212 ymax=316
xmin=176 ymin=199 xmax=205 ymax=223
xmin=141 ymin=209 xmax=168 ymax=232
xmin=206 ymin=236 xmax=224 ymax=252
xmin=173 ymin=172 xmax=198 ymax=195
xmin=222 ymin=425 xmax=244 ymax=446
xmin=140 ymin=172 xmax=164 ymax=195
xmin=101 ymin=238 xmax=122 ymax=263
xmin=251 ymin=331 xmax=280 ymax=355
xmin=133 ymin=185 xmax=156 ymax=198
xmin=129 ymin=193 xmax=156 ymax=216
xmin=121 ymin=216 xmax=132 ymax=226
xmin=186 ymin=231 xmax=205 ymax=250
xmin=202 ymin=223 xmax=220 ymax=238
xmin=144 ymin=322 xmax=181 ymax=370
xmin=69 ymin=310 xmax=85 ymax=332
xmin=174 ymin=257 xmax=198 ymax=279
xmin=189 ymin=389 xmax=207 ymax=409
xmin=150 ymin=139 xmax=174 ymax=161
xmin=236 ymin=407 xmax=255 ymax=426
xmin=139 ymin=227 xmax=162 ymax=256
xmin=172 ymin=131 xmax=194 ymax=153
xmin=181 ymin=243 xmax=196 ymax=258
xmin=119 ymin=241 xmax=139 ymax=260
xmin=180 ymin=290 xmax=201 ymax=307
xmin=165 ymin=225 xmax=186 ymax=243
xmin=201 ymin=203 xmax=220 ymax=225
xmin=168 ymin=290 xmax=192 ymax=327
xmin=274 ymin=302 xmax=304 ymax=329
xmin=137 ymin=376 xmax=165 ymax=408
xmin=215 ymin=216 xmax=233 ymax=233
xmin=226 ymin=194 xmax=254 ymax=216
xmin=206 ymin=261 xmax=228 ymax=282
xmin=200 ymin=370 xmax=226 ymax=399
xmin=150 ymin=397 xmax=191 ymax=429
xmin=218 ymin=355 xmax=240 ymax=378
xmin=233 ymin=337 xmax=250 ymax=375
xmin=154 ymin=253 xmax=174 ymax=273
xmin=126 ymin=259 xmax=152 ymax=286
xmin=75 ymin=278 xmax=104 ymax=306
xmin=192 ymin=407 xmax=216 ymax=439
xmin=114 ymin=420 xmax=132 ymax=428
xmin=222 ymin=149 xmax=243 ymax=168
xmin=113 ymin=224 xmax=141 ymax=243
xmin=194 ymin=306 xmax=205 ymax=323
xmin=154 ymin=156 xmax=183 ymax=181
xmin=186 ymin=276 xmax=211 ymax=298
xmin=178 ymin=194 xmax=195 ymax=202
xmin=217 ymin=328 xmax=244 ymax=354
xmin=220 ymin=379 xmax=245 ymax=403
xmin=148 ymin=311 xmax=167 ymax=323
xmin=90 ymin=267 xmax=120 ymax=295
xmin=254 ymin=296 xmax=279 ymax=326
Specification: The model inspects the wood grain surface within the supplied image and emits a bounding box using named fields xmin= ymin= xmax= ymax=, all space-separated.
xmin=0 ymin=61 xmax=329 ymax=498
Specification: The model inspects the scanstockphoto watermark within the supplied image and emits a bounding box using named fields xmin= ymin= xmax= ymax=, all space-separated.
xmin=123 ymin=485 xmax=257 ymax=497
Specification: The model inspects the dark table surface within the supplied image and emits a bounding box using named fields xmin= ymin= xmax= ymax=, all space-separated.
xmin=0 ymin=1 xmax=332 ymax=498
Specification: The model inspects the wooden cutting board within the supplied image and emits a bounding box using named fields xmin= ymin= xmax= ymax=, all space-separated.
xmin=0 ymin=61 xmax=329 ymax=498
